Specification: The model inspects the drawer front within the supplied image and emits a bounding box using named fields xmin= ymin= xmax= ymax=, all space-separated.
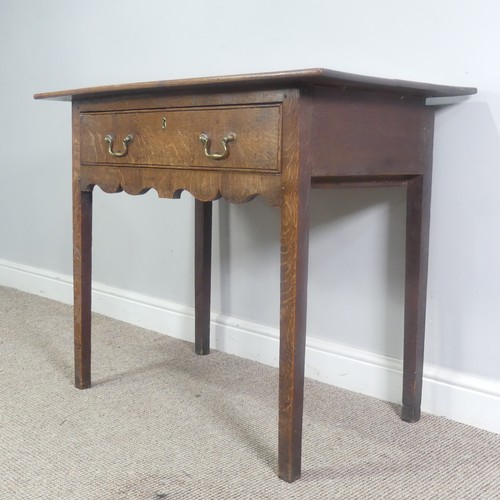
xmin=80 ymin=105 xmax=281 ymax=172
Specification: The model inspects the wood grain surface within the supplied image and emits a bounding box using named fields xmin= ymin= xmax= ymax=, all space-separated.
xmin=80 ymin=104 xmax=281 ymax=172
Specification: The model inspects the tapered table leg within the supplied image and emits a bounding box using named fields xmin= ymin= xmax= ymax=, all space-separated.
xmin=402 ymin=175 xmax=432 ymax=422
xmin=73 ymin=188 xmax=93 ymax=389
xmin=278 ymin=182 xmax=310 ymax=482
xmin=194 ymin=200 xmax=213 ymax=355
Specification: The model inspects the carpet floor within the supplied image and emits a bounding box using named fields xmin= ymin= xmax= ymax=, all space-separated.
xmin=1 ymin=285 xmax=499 ymax=499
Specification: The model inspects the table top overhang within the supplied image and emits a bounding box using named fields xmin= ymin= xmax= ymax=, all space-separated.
xmin=34 ymin=68 xmax=477 ymax=102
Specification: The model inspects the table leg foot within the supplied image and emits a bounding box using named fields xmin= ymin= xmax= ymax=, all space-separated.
xmin=278 ymin=464 xmax=302 ymax=483
xmin=402 ymin=405 xmax=421 ymax=423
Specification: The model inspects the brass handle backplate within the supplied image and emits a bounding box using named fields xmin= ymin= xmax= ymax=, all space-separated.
xmin=104 ymin=134 xmax=133 ymax=158
xmin=199 ymin=133 xmax=236 ymax=160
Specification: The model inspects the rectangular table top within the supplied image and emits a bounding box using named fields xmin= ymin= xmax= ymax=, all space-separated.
xmin=34 ymin=68 xmax=477 ymax=102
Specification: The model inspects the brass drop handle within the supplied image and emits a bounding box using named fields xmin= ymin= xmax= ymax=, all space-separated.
xmin=199 ymin=133 xmax=236 ymax=160
xmin=104 ymin=134 xmax=133 ymax=158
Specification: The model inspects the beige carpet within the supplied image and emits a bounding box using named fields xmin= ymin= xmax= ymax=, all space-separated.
xmin=1 ymin=285 xmax=499 ymax=499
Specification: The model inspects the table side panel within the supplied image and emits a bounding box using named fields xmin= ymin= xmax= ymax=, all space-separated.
xmin=311 ymin=87 xmax=433 ymax=177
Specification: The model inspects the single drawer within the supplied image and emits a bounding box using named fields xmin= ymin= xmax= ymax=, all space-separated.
xmin=80 ymin=104 xmax=281 ymax=172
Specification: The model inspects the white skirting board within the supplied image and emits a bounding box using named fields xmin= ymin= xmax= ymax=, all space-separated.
xmin=1 ymin=257 xmax=499 ymax=434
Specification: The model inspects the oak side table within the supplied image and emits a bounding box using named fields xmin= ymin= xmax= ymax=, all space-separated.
xmin=35 ymin=69 xmax=476 ymax=482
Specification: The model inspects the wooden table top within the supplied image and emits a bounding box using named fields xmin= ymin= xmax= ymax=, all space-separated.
xmin=34 ymin=68 xmax=477 ymax=101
